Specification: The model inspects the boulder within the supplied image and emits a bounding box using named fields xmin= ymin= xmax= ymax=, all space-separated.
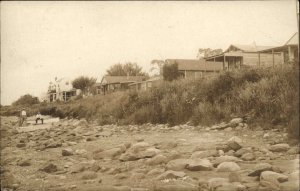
xmin=18 ymin=159 xmax=31 ymax=166
xmin=40 ymin=163 xmax=58 ymax=173
xmin=229 ymin=172 xmax=241 ymax=183
xmin=213 ymin=156 xmax=241 ymax=167
xmin=62 ymin=148 xmax=74 ymax=156
xmin=228 ymin=118 xmax=243 ymax=127
xmin=259 ymin=180 xmax=280 ymax=191
xmin=93 ymin=147 xmax=124 ymax=160
xmin=166 ymin=159 xmax=193 ymax=171
xmin=154 ymin=184 xmax=198 ymax=191
xmin=234 ymin=148 xmax=252 ymax=157
xmin=241 ymin=153 xmax=255 ymax=161
xmin=146 ymin=155 xmax=167 ymax=166
xmin=156 ymin=170 xmax=186 ymax=180
xmin=208 ymin=178 xmax=229 ymax=189
xmin=287 ymin=147 xmax=299 ymax=154
xmin=147 ymin=168 xmax=165 ymax=176
xmin=269 ymin=144 xmax=290 ymax=152
xmin=217 ymin=162 xmax=241 ymax=172
xmin=190 ymin=150 xmax=218 ymax=159
xmin=81 ymin=171 xmax=98 ymax=180
xmin=227 ymin=136 xmax=242 ymax=151
xmin=260 ymin=171 xmax=288 ymax=183
xmin=248 ymin=163 xmax=273 ymax=177
xmin=186 ymin=159 xmax=213 ymax=171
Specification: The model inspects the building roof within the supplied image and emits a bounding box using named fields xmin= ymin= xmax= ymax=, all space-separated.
xmin=226 ymin=44 xmax=275 ymax=53
xmin=165 ymin=59 xmax=223 ymax=71
xmin=258 ymin=32 xmax=299 ymax=53
xmin=101 ymin=76 xmax=147 ymax=84
xmin=285 ymin=32 xmax=298 ymax=46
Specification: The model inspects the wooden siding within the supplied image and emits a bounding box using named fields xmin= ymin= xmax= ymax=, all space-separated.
xmin=243 ymin=52 xmax=282 ymax=66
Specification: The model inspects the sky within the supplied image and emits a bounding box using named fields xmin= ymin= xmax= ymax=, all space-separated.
xmin=1 ymin=1 xmax=298 ymax=105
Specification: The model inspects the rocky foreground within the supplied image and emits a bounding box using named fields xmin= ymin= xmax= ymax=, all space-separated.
xmin=1 ymin=116 xmax=299 ymax=191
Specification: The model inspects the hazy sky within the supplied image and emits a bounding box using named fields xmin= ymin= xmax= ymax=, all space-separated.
xmin=1 ymin=1 xmax=298 ymax=105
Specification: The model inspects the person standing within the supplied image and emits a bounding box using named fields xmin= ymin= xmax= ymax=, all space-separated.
xmin=19 ymin=108 xmax=27 ymax=127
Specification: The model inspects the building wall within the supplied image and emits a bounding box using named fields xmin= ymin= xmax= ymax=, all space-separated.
xmin=243 ymin=52 xmax=282 ymax=66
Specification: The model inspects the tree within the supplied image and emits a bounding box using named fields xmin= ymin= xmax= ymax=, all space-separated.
xmin=106 ymin=62 xmax=147 ymax=76
xmin=197 ymin=48 xmax=223 ymax=59
xmin=12 ymin=94 xmax=40 ymax=106
xmin=163 ymin=62 xmax=180 ymax=81
xmin=150 ymin=60 xmax=165 ymax=75
xmin=72 ymin=76 xmax=96 ymax=95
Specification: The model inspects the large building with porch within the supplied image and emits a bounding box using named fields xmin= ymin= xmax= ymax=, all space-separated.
xmin=97 ymin=75 xmax=147 ymax=94
xmin=204 ymin=43 xmax=283 ymax=69
xmin=258 ymin=32 xmax=298 ymax=65
xmin=47 ymin=77 xmax=81 ymax=102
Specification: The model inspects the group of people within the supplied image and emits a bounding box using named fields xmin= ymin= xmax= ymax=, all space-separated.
xmin=19 ymin=108 xmax=44 ymax=127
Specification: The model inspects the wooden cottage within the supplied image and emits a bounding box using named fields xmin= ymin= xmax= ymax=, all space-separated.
xmin=165 ymin=59 xmax=224 ymax=78
xmin=204 ymin=43 xmax=283 ymax=69
xmin=97 ymin=75 xmax=147 ymax=94
xmin=128 ymin=76 xmax=162 ymax=91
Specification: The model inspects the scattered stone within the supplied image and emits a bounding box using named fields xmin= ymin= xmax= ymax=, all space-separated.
xmin=166 ymin=159 xmax=193 ymax=171
xmin=94 ymin=147 xmax=124 ymax=160
xmin=227 ymin=136 xmax=242 ymax=151
xmin=154 ymin=184 xmax=198 ymax=191
xmin=269 ymin=144 xmax=290 ymax=152
xmin=217 ymin=162 xmax=241 ymax=172
xmin=146 ymin=155 xmax=167 ymax=166
xmin=241 ymin=153 xmax=255 ymax=161
xmin=16 ymin=143 xmax=26 ymax=148
xmin=156 ymin=170 xmax=186 ymax=180
xmin=287 ymin=147 xmax=299 ymax=154
xmin=259 ymin=180 xmax=280 ymax=191
xmin=248 ymin=163 xmax=273 ymax=177
xmin=234 ymin=148 xmax=252 ymax=157
xmin=62 ymin=148 xmax=74 ymax=156
xmin=228 ymin=118 xmax=243 ymax=127
xmin=260 ymin=171 xmax=288 ymax=183
xmin=213 ymin=156 xmax=241 ymax=166
xmin=229 ymin=172 xmax=241 ymax=182
xmin=216 ymin=144 xmax=231 ymax=153
xmin=147 ymin=168 xmax=165 ymax=176
xmin=190 ymin=150 xmax=218 ymax=159
xmin=186 ymin=159 xmax=213 ymax=171
xmin=40 ymin=163 xmax=58 ymax=173
xmin=81 ymin=171 xmax=98 ymax=180
xmin=18 ymin=159 xmax=31 ymax=166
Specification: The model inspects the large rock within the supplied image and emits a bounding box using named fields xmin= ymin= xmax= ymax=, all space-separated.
xmin=146 ymin=155 xmax=167 ymax=166
xmin=190 ymin=150 xmax=218 ymax=159
xmin=227 ymin=136 xmax=242 ymax=151
xmin=259 ymin=180 xmax=280 ymax=191
xmin=154 ymin=184 xmax=198 ymax=191
xmin=241 ymin=153 xmax=255 ymax=161
xmin=156 ymin=170 xmax=186 ymax=180
xmin=81 ymin=171 xmax=98 ymax=180
xmin=166 ymin=159 xmax=193 ymax=171
xmin=260 ymin=171 xmax=288 ymax=183
xmin=228 ymin=118 xmax=243 ymax=127
xmin=248 ymin=163 xmax=273 ymax=177
xmin=62 ymin=148 xmax=74 ymax=156
xmin=217 ymin=162 xmax=241 ymax=172
xmin=287 ymin=147 xmax=299 ymax=154
xmin=40 ymin=163 xmax=58 ymax=173
xmin=269 ymin=144 xmax=290 ymax=152
xmin=94 ymin=147 xmax=124 ymax=160
xmin=186 ymin=159 xmax=213 ymax=171
xmin=234 ymin=148 xmax=252 ymax=157
xmin=213 ymin=156 xmax=241 ymax=167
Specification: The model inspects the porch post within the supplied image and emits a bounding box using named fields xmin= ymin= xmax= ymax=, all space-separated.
xmin=258 ymin=52 xmax=261 ymax=67
xmin=223 ymin=55 xmax=225 ymax=70
xmin=272 ymin=49 xmax=275 ymax=67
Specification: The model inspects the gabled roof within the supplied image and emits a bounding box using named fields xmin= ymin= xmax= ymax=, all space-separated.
xmin=285 ymin=32 xmax=298 ymax=46
xmin=226 ymin=44 xmax=275 ymax=53
xmin=165 ymin=59 xmax=223 ymax=71
xmin=101 ymin=76 xmax=147 ymax=84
